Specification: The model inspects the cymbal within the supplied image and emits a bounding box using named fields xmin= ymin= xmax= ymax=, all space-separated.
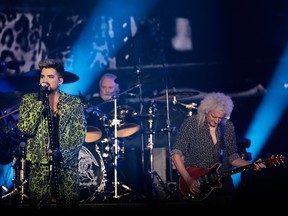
xmin=0 ymin=74 xmax=38 ymax=92
xmin=106 ymin=69 xmax=164 ymax=90
xmin=135 ymin=113 xmax=166 ymax=118
xmin=23 ymin=69 xmax=79 ymax=84
xmin=0 ymin=91 xmax=25 ymax=100
xmin=0 ymin=91 xmax=22 ymax=110
xmin=153 ymin=88 xmax=199 ymax=101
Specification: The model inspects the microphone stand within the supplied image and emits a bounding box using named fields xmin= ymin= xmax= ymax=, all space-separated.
xmin=19 ymin=141 xmax=29 ymax=202
xmin=42 ymin=90 xmax=61 ymax=207
xmin=1 ymin=141 xmax=29 ymax=203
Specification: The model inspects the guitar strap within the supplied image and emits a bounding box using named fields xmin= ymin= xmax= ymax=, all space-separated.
xmin=219 ymin=121 xmax=225 ymax=163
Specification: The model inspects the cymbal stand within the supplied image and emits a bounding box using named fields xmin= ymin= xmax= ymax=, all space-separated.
xmin=0 ymin=109 xmax=19 ymax=120
xmin=94 ymin=85 xmax=139 ymax=201
xmin=135 ymin=69 xmax=147 ymax=196
xmin=172 ymin=96 xmax=197 ymax=117
xmin=111 ymin=95 xmax=121 ymax=199
xmin=2 ymin=141 xmax=29 ymax=203
xmin=18 ymin=141 xmax=29 ymax=202
xmin=147 ymin=101 xmax=157 ymax=173
xmin=146 ymin=102 xmax=166 ymax=196
xmin=110 ymin=85 xmax=141 ymax=200
xmin=164 ymin=75 xmax=173 ymax=183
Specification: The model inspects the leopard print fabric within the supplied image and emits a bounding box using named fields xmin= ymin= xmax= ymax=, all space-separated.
xmin=17 ymin=91 xmax=87 ymax=209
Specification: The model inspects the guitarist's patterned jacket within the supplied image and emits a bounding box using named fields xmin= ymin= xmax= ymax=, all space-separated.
xmin=17 ymin=91 xmax=87 ymax=208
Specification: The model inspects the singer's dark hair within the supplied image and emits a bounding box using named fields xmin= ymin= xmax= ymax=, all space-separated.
xmin=38 ymin=58 xmax=65 ymax=78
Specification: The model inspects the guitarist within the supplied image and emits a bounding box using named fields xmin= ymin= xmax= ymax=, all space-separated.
xmin=17 ymin=59 xmax=87 ymax=210
xmin=171 ymin=92 xmax=266 ymax=207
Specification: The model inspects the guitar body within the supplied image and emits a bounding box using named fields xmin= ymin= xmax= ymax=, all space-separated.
xmin=178 ymin=154 xmax=285 ymax=202
xmin=179 ymin=163 xmax=222 ymax=202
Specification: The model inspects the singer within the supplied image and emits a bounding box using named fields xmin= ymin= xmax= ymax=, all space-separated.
xmin=17 ymin=58 xmax=87 ymax=210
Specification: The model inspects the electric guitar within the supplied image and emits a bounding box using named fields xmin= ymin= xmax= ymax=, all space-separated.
xmin=179 ymin=154 xmax=285 ymax=202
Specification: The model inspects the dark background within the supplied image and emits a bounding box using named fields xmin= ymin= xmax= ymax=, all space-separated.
xmin=0 ymin=0 xmax=287 ymax=206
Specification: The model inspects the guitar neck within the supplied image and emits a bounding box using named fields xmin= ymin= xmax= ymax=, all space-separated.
xmin=221 ymin=155 xmax=284 ymax=178
xmin=221 ymin=163 xmax=255 ymax=178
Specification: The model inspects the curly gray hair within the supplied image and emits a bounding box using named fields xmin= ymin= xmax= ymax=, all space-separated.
xmin=197 ymin=92 xmax=234 ymax=127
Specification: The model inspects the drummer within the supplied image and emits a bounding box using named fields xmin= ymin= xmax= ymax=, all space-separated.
xmin=89 ymin=72 xmax=120 ymax=113
xmin=87 ymin=72 xmax=140 ymax=139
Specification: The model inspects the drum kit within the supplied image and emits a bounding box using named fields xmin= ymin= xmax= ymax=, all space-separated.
xmin=78 ymin=84 xmax=145 ymax=202
xmin=0 ymin=68 xmax=200 ymax=204
xmin=77 ymin=78 xmax=199 ymax=202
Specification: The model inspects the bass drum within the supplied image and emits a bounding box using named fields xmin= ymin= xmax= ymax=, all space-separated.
xmin=78 ymin=143 xmax=106 ymax=203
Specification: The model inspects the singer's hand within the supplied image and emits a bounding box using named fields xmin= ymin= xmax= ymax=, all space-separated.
xmin=37 ymin=86 xmax=44 ymax=102
xmin=37 ymin=82 xmax=50 ymax=102
xmin=48 ymin=149 xmax=63 ymax=163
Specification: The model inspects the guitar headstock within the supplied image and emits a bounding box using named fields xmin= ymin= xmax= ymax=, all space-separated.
xmin=264 ymin=154 xmax=285 ymax=166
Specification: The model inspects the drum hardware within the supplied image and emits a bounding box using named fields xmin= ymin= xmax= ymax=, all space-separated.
xmin=109 ymin=181 xmax=132 ymax=199
xmin=144 ymin=102 xmax=167 ymax=197
xmin=110 ymin=95 xmax=123 ymax=199
xmin=108 ymin=85 xmax=140 ymax=200
xmin=0 ymin=109 xmax=19 ymax=121
xmin=107 ymin=138 xmax=125 ymax=159
xmin=108 ymin=105 xmax=140 ymax=138
xmin=96 ymin=138 xmax=110 ymax=159
xmin=96 ymin=137 xmax=125 ymax=163
xmin=172 ymin=96 xmax=197 ymax=117
xmin=153 ymin=126 xmax=177 ymax=135
xmin=152 ymin=74 xmax=193 ymax=186
xmin=146 ymin=102 xmax=157 ymax=169
xmin=1 ymin=141 xmax=29 ymax=203
xmin=153 ymin=88 xmax=200 ymax=102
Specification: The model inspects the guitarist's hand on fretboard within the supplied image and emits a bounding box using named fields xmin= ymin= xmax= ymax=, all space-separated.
xmin=253 ymin=158 xmax=267 ymax=171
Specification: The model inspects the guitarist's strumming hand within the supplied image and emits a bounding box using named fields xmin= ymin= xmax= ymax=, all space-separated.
xmin=185 ymin=175 xmax=201 ymax=194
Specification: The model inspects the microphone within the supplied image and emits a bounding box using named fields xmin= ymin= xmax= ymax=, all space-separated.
xmin=40 ymin=82 xmax=50 ymax=91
